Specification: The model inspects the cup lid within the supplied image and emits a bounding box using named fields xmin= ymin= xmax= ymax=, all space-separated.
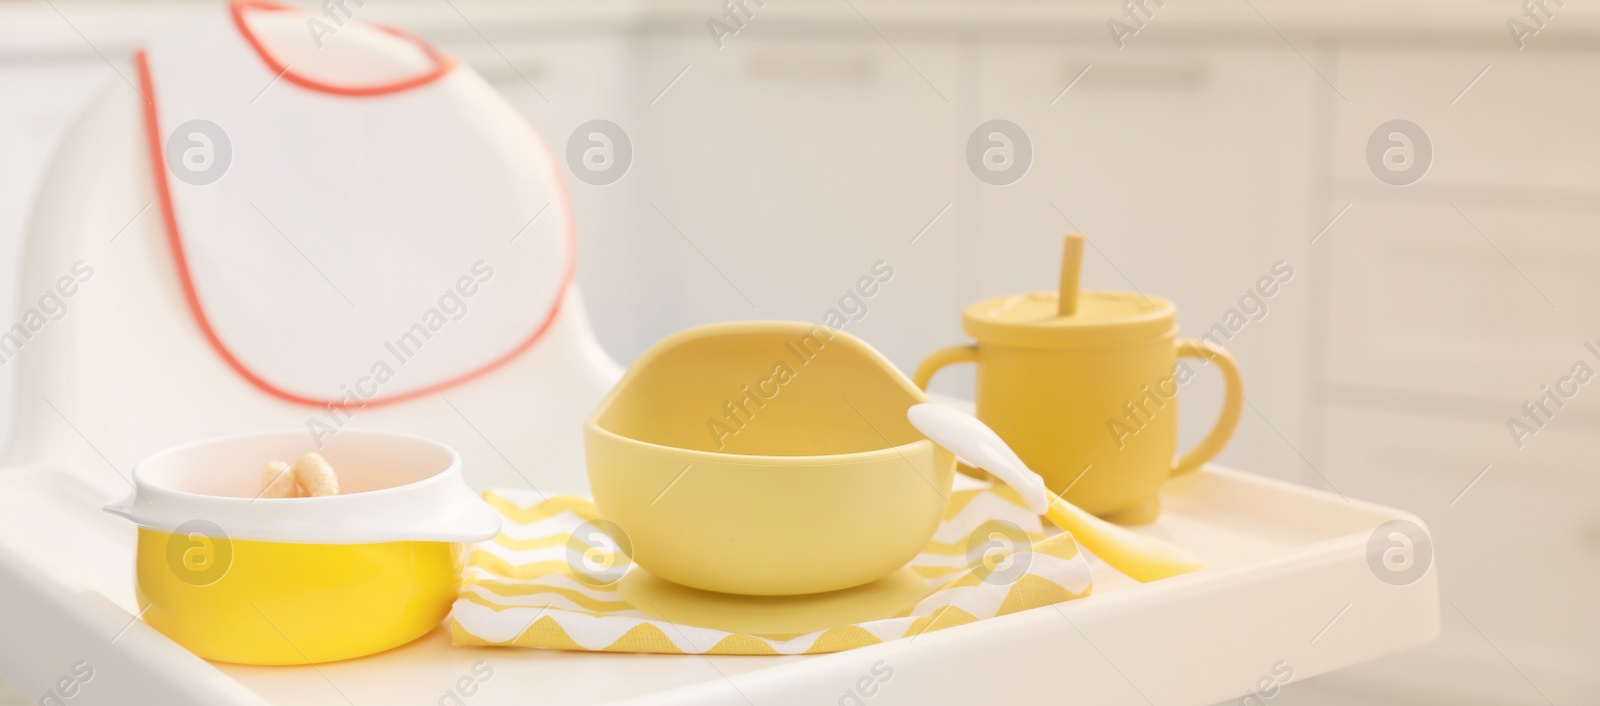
xmin=961 ymin=290 xmax=1176 ymax=348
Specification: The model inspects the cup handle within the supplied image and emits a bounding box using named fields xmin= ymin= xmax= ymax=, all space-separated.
xmin=1171 ymin=340 xmax=1243 ymax=475
xmin=912 ymin=344 xmax=979 ymax=391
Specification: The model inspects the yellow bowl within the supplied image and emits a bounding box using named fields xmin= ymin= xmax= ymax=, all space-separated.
xmin=587 ymin=322 xmax=956 ymax=596
xmin=107 ymin=430 xmax=499 ymax=665
xmin=134 ymin=533 xmax=460 ymax=665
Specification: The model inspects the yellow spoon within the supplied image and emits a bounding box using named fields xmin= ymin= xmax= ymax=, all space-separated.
xmin=908 ymin=403 xmax=1205 ymax=582
xmin=1041 ymin=494 xmax=1205 ymax=582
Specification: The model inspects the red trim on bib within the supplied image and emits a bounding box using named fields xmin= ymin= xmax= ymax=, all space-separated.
xmin=135 ymin=49 xmax=577 ymax=410
xmin=230 ymin=0 xmax=456 ymax=97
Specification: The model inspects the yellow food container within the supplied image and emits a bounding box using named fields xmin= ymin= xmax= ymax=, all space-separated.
xmin=587 ymin=321 xmax=956 ymax=596
xmin=104 ymin=430 xmax=500 ymax=665
xmin=914 ymin=235 xmax=1244 ymax=524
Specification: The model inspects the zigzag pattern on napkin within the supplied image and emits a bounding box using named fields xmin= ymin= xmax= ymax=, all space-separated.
xmin=449 ymin=486 xmax=1093 ymax=655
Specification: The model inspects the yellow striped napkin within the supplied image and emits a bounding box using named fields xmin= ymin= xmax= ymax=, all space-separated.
xmin=449 ymin=485 xmax=1092 ymax=655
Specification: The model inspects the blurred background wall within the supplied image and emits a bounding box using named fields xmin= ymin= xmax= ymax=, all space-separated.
xmin=1 ymin=1 xmax=1596 ymax=704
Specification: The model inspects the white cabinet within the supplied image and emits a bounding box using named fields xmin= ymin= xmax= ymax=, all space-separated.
xmin=1332 ymin=48 xmax=1600 ymax=195
xmin=632 ymin=32 xmax=969 ymax=370
xmin=1324 ymin=201 xmax=1600 ymax=409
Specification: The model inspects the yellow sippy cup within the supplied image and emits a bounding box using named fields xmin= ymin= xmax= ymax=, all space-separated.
xmin=913 ymin=234 xmax=1243 ymax=524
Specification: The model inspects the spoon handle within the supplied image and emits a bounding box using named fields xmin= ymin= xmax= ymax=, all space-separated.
xmin=1044 ymin=496 xmax=1205 ymax=583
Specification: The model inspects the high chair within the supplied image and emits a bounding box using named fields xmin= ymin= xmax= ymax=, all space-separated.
xmin=0 ymin=6 xmax=1435 ymax=705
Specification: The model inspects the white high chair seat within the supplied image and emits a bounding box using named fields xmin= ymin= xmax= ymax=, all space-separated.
xmin=2 ymin=12 xmax=620 ymax=501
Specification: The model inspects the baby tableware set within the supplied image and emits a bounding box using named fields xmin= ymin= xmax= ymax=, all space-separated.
xmin=105 ymin=231 xmax=1236 ymax=662
xmin=93 ymin=0 xmax=1245 ymax=668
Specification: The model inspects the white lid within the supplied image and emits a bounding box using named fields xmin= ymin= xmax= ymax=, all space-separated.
xmin=104 ymin=429 xmax=500 ymax=544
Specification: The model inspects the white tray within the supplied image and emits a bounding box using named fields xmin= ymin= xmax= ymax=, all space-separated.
xmin=0 ymin=465 xmax=1437 ymax=706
